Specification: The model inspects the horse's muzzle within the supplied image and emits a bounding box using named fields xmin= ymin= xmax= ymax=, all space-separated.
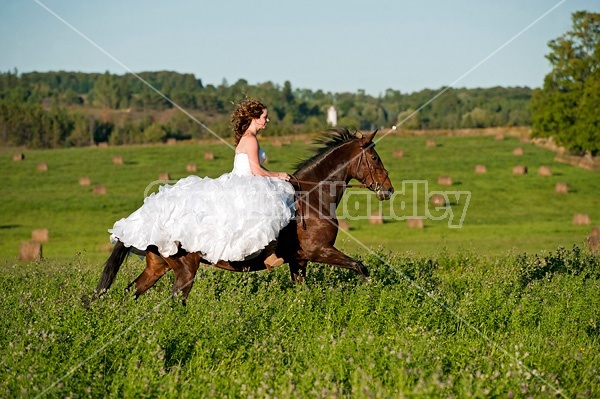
xmin=376 ymin=186 xmax=394 ymax=201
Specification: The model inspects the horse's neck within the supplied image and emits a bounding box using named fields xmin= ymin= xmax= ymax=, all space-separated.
xmin=296 ymin=146 xmax=351 ymax=184
xmin=296 ymin=147 xmax=352 ymax=207
xmin=296 ymin=165 xmax=347 ymax=185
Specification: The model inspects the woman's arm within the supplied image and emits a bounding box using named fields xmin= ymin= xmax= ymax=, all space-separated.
xmin=243 ymin=136 xmax=289 ymax=180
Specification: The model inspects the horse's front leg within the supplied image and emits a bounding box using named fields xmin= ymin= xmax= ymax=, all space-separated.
xmin=288 ymin=259 xmax=308 ymax=283
xmin=307 ymin=245 xmax=369 ymax=279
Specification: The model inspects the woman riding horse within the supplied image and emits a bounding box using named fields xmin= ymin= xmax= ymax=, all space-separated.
xmin=94 ymin=117 xmax=394 ymax=304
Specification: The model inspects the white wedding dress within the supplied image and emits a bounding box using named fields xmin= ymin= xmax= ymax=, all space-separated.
xmin=109 ymin=149 xmax=296 ymax=263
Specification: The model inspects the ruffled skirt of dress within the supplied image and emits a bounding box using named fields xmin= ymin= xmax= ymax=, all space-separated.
xmin=109 ymin=174 xmax=296 ymax=264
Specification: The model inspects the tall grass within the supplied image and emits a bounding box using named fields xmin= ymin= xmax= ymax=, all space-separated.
xmin=1 ymin=247 xmax=598 ymax=397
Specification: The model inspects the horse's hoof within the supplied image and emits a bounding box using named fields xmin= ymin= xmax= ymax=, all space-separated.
xmin=357 ymin=265 xmax=370 ymax=279
xmin=81 ymin=294 xmax=92 ymax=309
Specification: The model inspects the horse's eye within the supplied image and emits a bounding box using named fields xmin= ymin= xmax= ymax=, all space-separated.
xmin=371 ymin=155 xmax=379 ymax=161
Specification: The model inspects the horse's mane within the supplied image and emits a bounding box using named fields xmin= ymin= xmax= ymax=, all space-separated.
xmin=294 ymin=127 xmax=360 ymax=172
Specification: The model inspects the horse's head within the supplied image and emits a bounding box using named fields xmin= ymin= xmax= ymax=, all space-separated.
xmin=352 ymin=130 xmax=394 ymax=200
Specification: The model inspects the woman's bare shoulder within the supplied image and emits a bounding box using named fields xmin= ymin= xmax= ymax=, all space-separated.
xmin=237 ymin=135 xmax=259 ymax=154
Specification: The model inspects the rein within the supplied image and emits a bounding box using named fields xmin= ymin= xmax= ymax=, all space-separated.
xmin=288 ymin=179 xmax=367 ymax=188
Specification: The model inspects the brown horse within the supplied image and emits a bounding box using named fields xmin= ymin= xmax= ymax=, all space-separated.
xmin=93 ymin=128 xmax=394 ymax=304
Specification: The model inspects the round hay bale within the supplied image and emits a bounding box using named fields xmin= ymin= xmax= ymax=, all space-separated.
xmin=512 ymin=165 xmax=527 ymax=175
xmin=19 ymin=242 xmax=42 ymax=261
xmin=438 ymin=175 xmax=452 ymax=186
xmin=112 ymin=156 xmax=124 ymax=165
xmin=429 ymin=194 xmax=447 ymax=207
xmin=186 ymin=163 xmax=197 ymax=173
xmin=588 ymin=226 xmax=600 ymax=253
xmin=99 ymin=242 xmax=115 ymax=253
xmin=588 ymin=235 xmax=600 ymax=254
xmin=538 ymin=166 xmax=552 ymax=176
xmin=204 ymin=152 xmax=214 ymax=161
xmin=166 ymin=138 xmax=177 ymax=145
xmin=282 ymin=138 xmax=292 ymax=146
xmin=272 ymin=139 xmax=282 ymax=148
xmin=555 ymin=182 xmax=568 ymax=194
xmin=338 ymin=219 xmax=350 ymax=231
xmin=407 ymin=217 xmax=424 ymax=229
xmin=393 ymin=149 xmax=404 ymax=158
xmin=12 ymin=153 xmax=24 ymax=161
xmin=37 ymin=162 xmax=48 ymax=172
xmin=158 ymin=173 xmax=171 ymax=181
xmin=369 ymin=212 xmax=384 ymax=225
xmin=513 ymin=147 xmax=524 ymax=156
xmin=93 ymin=185 xmax=107 ymax=195
xmin=426 ymin=139 xmax=436 ymax=148
xmin=98 ymin=142 xmax=109 ymax=148
xmin=474 ymin=164 xmax=487 ymax=174
xmin=32 ymin=228 xmax=49 ymax=242
xmin=79 ymin=177 xmax=91 ymax=186
xmin=494 ymin=133 xmax=504 ymax=141
xmin=573 ymin=214 xmax=590 ymax=225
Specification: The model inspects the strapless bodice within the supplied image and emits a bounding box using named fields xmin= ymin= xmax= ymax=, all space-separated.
xmin=232 ymin=149 xmax=267 ymax=176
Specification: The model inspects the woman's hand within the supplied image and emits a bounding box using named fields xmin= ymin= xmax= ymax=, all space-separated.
xmin=278 ymin=172 xmax=290 ymax=181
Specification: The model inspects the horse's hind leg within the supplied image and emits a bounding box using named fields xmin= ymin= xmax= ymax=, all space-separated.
xmin=165 ymin=253 xmax=201 ymax=305
xmin=127 ymin=250 xmax=170 ymax=299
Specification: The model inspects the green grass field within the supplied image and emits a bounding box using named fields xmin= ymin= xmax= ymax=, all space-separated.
xmin=1 ymin=248 xmax=599 ymax=397
xmin=1 ymin=132 xmax=598 ymax=262
xmin=1 ymin=131 xmax=599 ymax=397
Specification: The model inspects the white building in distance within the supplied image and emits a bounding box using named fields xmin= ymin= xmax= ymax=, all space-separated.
xmin=327 ymin=106 xmax=337 ymax=127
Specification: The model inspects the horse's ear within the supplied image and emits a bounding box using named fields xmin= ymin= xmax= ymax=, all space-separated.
xmin=361 ymin=129 xmax=377 ymax=145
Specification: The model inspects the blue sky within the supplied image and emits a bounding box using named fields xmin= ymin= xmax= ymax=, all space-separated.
xmin=1 ymin=0 xmax=599 ymax=96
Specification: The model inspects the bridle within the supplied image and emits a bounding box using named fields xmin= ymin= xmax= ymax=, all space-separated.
xmin=289 ymin=143 xmax=390 ymax=230
xmin=354 ymin=143 xmax=390 ymax=193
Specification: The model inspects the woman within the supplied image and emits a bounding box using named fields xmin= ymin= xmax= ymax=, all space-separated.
xmin=108 ymin=98 xmax=295 ymax=268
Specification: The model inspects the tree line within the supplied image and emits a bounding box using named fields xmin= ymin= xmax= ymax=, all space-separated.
xmin=531 ymin=10 xmax=600 ymax=155
xmin=0 ymin=69 xmax=533 ymax=148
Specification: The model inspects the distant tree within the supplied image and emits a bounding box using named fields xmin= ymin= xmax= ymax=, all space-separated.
xmin=92 ymin=72 xmax=119 ymax=109
xmin=303 ymin=116 xmax=327 ymax=133
xmin=396 ymin=108 xmax=421 ymax=130
xmin=68 ymin=114 xmax=94 ymax=147
xmin=531 ymin=11 xmax=600 ymax=155
xmin=109 ymin=120 xmax=143 ymax=145
xmin=142 ymin=122 xmax=166 ymax=143
xmin=167 ymin=111 xmax=203 ymax=139
xmin=461 ymin=107 xmax=491 ymax=128
xmin=282 ymin=81 xmax=294 ymax=104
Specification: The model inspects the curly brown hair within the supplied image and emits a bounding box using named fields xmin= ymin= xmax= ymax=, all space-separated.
xmin=230 ymin=98 xmax=267 ymax=146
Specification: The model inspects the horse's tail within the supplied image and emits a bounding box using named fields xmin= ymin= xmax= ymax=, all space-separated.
xmin=94 ymin=240 xmax=130 ymax=296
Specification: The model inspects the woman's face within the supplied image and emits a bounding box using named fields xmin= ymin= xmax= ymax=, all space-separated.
xmin=254 ymin=108 xmax=269 ymax=131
